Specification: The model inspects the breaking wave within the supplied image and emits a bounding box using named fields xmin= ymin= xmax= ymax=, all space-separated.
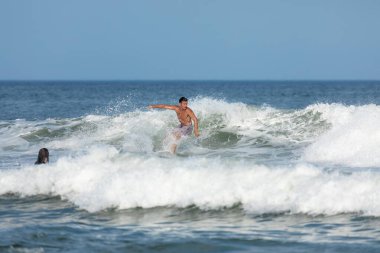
xmin=1 ymin=147 xmax=380 ymax=215
xmin=1 ymin=97 xmax=380 ymax=214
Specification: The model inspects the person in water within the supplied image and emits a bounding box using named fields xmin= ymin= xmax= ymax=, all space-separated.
xmin=148 ymin=97 xmax=199 ymax=153
xmin=35 ymin=148 xmax=49 ymax=165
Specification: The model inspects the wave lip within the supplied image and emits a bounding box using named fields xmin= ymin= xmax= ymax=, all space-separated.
xmin=1 ymin=147 xmax=380 ymax=215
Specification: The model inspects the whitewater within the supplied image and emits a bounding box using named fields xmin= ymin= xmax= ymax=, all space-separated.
xmin=2 ymin=96 xmax=380 ymax=216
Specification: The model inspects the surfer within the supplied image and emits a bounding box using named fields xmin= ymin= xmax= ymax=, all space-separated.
xmin=148 ymin=97 xmax=199 ymax=153
xmin=35 ymin=148 xmax=49 ymax=165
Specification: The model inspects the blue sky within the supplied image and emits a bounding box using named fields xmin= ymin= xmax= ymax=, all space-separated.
xmin=1 ymin=0 xmax=379 ymax=80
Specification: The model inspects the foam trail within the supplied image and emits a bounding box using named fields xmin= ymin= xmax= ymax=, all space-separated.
xmin=1 ymin=146 xmax=380 ymax=215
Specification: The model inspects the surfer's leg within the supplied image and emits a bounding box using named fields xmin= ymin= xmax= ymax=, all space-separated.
xmin=170 ymin=132 xmax=181 ymax=154
xmin=170 ymin=144 xmax=177 ymax=154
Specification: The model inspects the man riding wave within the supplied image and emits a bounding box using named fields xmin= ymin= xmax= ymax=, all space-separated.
xmin=148 ymin=97 xmax=199 ymax=153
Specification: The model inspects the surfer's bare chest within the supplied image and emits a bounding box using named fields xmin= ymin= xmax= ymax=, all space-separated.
xmin=175 ymin=108 xmax=191 ymax=124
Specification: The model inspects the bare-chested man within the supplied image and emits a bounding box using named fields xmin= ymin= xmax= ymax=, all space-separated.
xmin=148 ymin=97 xmax=199 ymax=153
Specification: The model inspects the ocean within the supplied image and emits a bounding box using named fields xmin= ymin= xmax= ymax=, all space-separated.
xmin=1 ymin=81 xmax=380 ymax=252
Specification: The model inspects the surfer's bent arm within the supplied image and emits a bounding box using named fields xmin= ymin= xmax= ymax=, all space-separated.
xmin=148 ymin=104 xmax=178 ymax=110
xmin=188 ymin=109 xmax=199 ymax=137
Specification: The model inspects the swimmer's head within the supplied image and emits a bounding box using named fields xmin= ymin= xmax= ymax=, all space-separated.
xmin=179 ymin=97 xmax=188 ymax=109
xmin=35 ymin=148 xmax=49 ymax=165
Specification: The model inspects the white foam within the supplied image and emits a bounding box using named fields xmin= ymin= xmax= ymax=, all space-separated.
xmin=1 ymin=146 xmax=380 ymax=215
xmin=303 ymin=103 xmax=380 ymax=167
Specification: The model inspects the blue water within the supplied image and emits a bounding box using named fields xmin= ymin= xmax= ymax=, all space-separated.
xmin=2 ymin=80 xmax=380 ymax=120
xmin=1 ymin=81 xmax=380 ymax=252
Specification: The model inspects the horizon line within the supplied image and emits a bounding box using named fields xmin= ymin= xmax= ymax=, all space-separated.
xmin=1 ymin=79 xmax=380 ymax=82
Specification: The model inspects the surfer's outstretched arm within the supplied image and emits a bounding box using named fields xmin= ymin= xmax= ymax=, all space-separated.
xmin=148 ymin=104 xmax=178 ymax=111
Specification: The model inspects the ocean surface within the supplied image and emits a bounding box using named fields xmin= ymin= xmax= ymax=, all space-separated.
xmin=1 ymin=80 xmax=380 ymax=252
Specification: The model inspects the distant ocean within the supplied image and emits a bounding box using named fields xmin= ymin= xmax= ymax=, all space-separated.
xmin=1 ymin=81 xmax=380 ymax=253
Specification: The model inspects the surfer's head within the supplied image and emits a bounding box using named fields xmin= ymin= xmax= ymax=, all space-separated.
xmin=35 ymin=148 xmax=49 ymax=165
xmin=179 ymin=97 xmax=188 ymax=109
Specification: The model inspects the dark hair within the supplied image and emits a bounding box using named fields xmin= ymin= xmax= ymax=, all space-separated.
xmin=179 ymin=97 xmax=188 ymax=103
xmin=35 ymin=148 xmax=49 ymax=165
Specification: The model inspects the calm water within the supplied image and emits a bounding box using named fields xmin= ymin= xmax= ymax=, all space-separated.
xmin=1 ymin=81 xmax=380 ymax=252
